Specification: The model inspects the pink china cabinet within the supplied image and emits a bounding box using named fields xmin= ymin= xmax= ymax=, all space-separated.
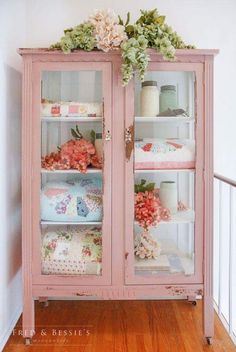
xmin=19 ymin=48 xmax=218 ymax=345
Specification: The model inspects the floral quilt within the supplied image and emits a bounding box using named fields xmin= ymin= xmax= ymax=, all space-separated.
xmin=41 ymin=226 xmax=102 ymax=275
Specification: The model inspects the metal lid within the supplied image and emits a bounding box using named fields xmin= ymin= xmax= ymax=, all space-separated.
xmin=96 ymin=132 xmax=102 ymax=139
xmin=142 ymin=80 xmax=157 ymax=87
xmin=161 ymin=85 xmax=176 ymax=92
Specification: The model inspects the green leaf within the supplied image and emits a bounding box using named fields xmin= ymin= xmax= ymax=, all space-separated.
xmin=135 ymin=179 xmax=155 ymax=193
xmin=90 ymin=129 xmax=96 ymax=144
xmin=64 ymin=27 xmax=73 ymax=34
xmin=125 ymin=25 xmax=134 ymax=33
xmin=156 ymin=16 xmax=165 ymax=25
xmin=75 ymin=125 xmax=83 ymax=139
xmin=118 ymin=15 xmax=124 ymax=25
xmin=145 ymin=182 xmax=155 ymax=191
xmin=71 ymin=128 xmax=79 ymax=139
xmin=125 ymin=12 xmax=130 ymax=26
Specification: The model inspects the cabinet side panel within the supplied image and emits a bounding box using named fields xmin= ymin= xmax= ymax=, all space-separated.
xmin=203 ymin=57 xmax=214 ymax=338
xmin=112 ymin=58 xmax=125 ymax=285
xmin=22 ymin=55 xmax=35 ymax=337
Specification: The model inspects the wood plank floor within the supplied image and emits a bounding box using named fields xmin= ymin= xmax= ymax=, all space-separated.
xmin=3 ymin=300 xmax=236 ymax=352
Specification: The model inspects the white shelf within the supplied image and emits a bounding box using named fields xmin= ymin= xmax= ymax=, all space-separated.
xmin=135 ymin=209 xmax=195 ymax=226
xmin=135 ymin=255 xmax=194 ymax=276
xmin=135 ymin=116 xmax=194 ymax=123
xmin=135 ymin=169 xmax=195 ymax=174
xmin=41 ymin=221 xmax=102 ymax=225
xmin=41 ymin=116 xmax=102 ymax=122
xmin=41 ymin=168 xmax=102 ymax=174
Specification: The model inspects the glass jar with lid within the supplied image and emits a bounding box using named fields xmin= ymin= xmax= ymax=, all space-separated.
xmin=159 ymin=85 xmax=178 ymax=113
xmin=140 ymin=81 xmax=159 ymax=116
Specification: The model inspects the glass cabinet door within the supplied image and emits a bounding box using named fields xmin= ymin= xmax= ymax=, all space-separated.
xmin=32 ymin=63 xmax=112 ymax=285
xmin=125 ymin=63 xmax=204 ymax=284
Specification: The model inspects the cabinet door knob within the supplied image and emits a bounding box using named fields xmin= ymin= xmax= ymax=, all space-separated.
xmin=105 ymin=130 xmax=111 ymax=141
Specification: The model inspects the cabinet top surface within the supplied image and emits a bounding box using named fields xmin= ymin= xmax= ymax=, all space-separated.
xmin=18 ymin=48 xmax=219 ymax=57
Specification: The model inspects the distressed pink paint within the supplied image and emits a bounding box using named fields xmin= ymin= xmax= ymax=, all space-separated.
xmin=19 ymin=48 xmax=218 ymax=342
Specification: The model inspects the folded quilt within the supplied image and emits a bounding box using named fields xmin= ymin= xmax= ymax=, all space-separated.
xmin=41 ymin=226 xmax=102 ymax=275
xmin=41 ymin=100 xmax=103 ymax=118
xmin=41 ymin=177 xmax=103 ymax=222
xmin=135 ymin=139 xmax=195 ymax=169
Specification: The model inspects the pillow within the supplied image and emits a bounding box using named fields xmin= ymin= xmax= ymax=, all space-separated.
xmin=41 ymin=177 xmax=103 ymax=222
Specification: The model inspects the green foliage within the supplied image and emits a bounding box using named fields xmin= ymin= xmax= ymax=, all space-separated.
xmin=51 ymin=22 xmax=96 ymax=53
xmin=50 ymin=9 xmax=194 ymax=85
xmin=135 ymin=179 xmax=155 ymax=193
xmin=90 ymin=129 xmax=96 ymax=144
xmin=71 ymin=125 xmax=83 ymax=140
xmin=119 ymin=8 xmax=194 ymax=85
xmin=121 ymin=36 xmax=149 ymax=86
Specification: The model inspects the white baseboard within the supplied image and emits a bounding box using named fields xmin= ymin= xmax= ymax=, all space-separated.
xmin=0 ymin=305 xmax=22 ymax=352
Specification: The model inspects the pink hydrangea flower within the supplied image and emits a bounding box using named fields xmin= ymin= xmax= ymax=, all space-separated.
xmin=135 ymin=189 xmax=171 ymax=229
xmin=41 ymin=138 xmax=102 ymax=173
xmin=89 ymin=9 xmax=127 ymax=52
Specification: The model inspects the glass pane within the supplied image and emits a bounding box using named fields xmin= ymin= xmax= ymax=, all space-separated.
xmin=133 ymin=71 xmax=196 ymax=277
xmin=40 ymin=70 xmax=103 ymax=276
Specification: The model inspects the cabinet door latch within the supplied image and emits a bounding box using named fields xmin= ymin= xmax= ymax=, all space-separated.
xmin=105 ymin=130 xmax=112 ymax=141
xmin=125 ymin=125 xmax=134 ymax=161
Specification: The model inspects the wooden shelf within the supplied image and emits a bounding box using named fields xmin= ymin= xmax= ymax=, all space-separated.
xmin=41 ymin=168 xmax=102 ymax=174
xmin=41 ymin=221 xmax=102 ymax=225
xmin=135 ymin=209 xmax=195 ymax=226
xmin=41 ymin=116 xmax=102 ymax=122
xmin=135 ymin=116 xmax=194 ymax=123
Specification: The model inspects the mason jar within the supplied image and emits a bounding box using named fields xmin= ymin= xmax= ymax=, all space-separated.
xmin=140 ymin=81 xmax=159 ymax=116
xmin=159 ymin=85 xmax=177 ymax=113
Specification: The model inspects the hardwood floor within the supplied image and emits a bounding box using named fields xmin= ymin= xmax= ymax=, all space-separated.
xmin=3 ymin=300 xmax=236 ymax=352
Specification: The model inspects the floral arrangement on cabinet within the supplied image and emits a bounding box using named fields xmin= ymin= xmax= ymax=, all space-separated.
xmin=134 ymin=179 xmax=188 ymax=260
xmin=41 ymin=126 xmax=102 ymax=173
xmin=134 ymin=179 xmax=169 ymax=260
xmin=51 ymin=8 xmax=194 ymax=85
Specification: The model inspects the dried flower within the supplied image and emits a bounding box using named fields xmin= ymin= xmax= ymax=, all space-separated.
xmin=89 ymin=9 xmax=127 ymax=52
xmin=135 ymin=230 xmax=161 ymax=259
xmin=50 ymin=8 xmax=194 ymax=85
xmin=41 ymin=127 xmax=102 ymax=173
xmin=134 ymin=188 xmax=171 ymax=229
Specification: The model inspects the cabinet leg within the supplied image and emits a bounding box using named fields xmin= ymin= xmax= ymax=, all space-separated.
xmin=203 ymin=295 xmax=214 ymax=341
xmin=187 ymin=295 xmax=197 ymax=306
xmin=206 ymin=337 xmax=213 ymax=345
xmin=39 ymin=296 xmax=49 ymax=307
xmin=23 ymin=297 xmax=35 ymax=339
xmin=25 ymin=338 xmax=32 ymax=345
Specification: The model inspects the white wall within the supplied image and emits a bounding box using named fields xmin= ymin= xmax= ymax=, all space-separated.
xmin=0 ymin=1 xmax=27 ymax=350
xmin=25 ymin=0 xmax=236 ymax=179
